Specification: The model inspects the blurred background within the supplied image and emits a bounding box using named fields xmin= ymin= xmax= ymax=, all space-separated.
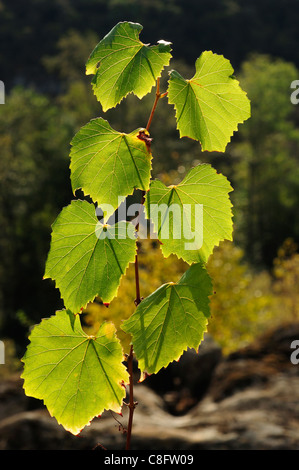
xmin=1 ymin=0 xmax=299 ymax=450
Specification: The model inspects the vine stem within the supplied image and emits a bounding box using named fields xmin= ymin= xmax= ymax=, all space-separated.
xmin=125 ymin=194 xmax=145 ymax=451
xmin=146 ymin=77 xmax=168 ymax=132
xmin=125 ymin=76 xmax=164 ymax=450
xmin=125 ymin=343 xmax=136 ymax=450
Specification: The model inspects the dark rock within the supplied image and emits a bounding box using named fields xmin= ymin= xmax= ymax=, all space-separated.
xmin=144 ymin=334 xmax=222 ymax=414
xmin=208 ymin=322 xmax=299 ymax=402
xmin=0 ymin=374 xmax=42 ymax=421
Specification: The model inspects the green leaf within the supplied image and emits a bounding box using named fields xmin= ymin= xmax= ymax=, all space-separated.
xmin=44 ymin=200 xmax=137 ymax=313
xmin=86 ymin=21 xmax=172 ymax=111
xmin=145 ymin=164 xmax=233 ymax=264
xmin=168 ymin=51 xmax=251 ymax=152
xmin=21 ymin=310 xmax=129 ymax=435
xmin=122 ymin=263 xmax=212 ymax=375
xmin=70 ymin=118 xmax=152 ymax=217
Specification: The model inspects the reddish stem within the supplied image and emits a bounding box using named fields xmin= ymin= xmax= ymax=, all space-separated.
xmin=146 ymin=78 xmax=167 ymax=132
xmin=125 ymin=252 xmax=142 ymax=451
xmin=125 ymin=79 xmax=162 ymax=449
xmin=125 ymin=344 xmax=135 ymax=450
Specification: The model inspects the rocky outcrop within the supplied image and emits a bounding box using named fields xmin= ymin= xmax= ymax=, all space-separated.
xmin=1 ymin=323 xmax=299 ymax=450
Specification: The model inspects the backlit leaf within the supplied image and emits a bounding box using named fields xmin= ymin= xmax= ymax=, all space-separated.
xmin=145 ymin=164 xmax=233 ymax=264
xmin=22 ymin=310 xmax=129 ymax=435
xmin=122 ymin=263 xmax=212 ymax=375
xmin=168 ymin=51 xmax=251 ymax=152
xmin=70 ymin=118 xmax=151 ymax=217
xmin=86 ymin=21 xmax=172 ymax=111
xmin=44 ymin=200 xmax=137 ymax=313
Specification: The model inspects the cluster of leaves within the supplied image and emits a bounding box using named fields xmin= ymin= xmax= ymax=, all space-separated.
xmin=21 ymin=22 xmax=250 ymax=435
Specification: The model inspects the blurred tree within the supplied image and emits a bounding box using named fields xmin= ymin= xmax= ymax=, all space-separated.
xmin=229 ymin=54 xmax=299 ymax=266
xmin=0 ymin=87 xmax=73 ymax=347
xmin=43 ymin=29 xmax=101 ymax=127
xmin=207 ymin=241 xmax=275 ymax=353
xmin=273 ymin=238 xmax=299 ymax=321
xmin=2 ymin=0 xmax=299 ymax=91
xmin=42 ymin=29 xmax=99 ymax=85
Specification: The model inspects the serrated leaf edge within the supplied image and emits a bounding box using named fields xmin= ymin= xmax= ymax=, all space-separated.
xmin=69 ymin=118 xmax=153 ymax=215
xmin=122 ymin=265 xmax=213 ymax=376
xmin=43 ymin=200 xmax=138 ymax=313
xmin=86 ymin=21 xmax=172 ymax=111
xmin=21 ymin=312 xmax=129 ymax=435
xmin=145 ymin=164 xmax=234 ymax=264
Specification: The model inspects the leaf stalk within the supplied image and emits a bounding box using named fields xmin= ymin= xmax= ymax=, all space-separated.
xmin=125 ymin=189 xmax=145 ymax=450
xmin=146 ymin=78 xmax=167 ymax=131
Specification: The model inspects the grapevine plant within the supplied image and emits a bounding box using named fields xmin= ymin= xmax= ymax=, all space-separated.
xmin=21 ymin=22 xmax=250 ymax=449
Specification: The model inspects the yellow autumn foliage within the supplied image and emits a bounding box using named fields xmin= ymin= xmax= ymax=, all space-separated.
xmin=81 ymin=237 xmax=299 ymax=356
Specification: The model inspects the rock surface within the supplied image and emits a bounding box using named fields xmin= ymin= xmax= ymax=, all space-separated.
xmin=1 ymin=323 xmax=299 ymax=450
